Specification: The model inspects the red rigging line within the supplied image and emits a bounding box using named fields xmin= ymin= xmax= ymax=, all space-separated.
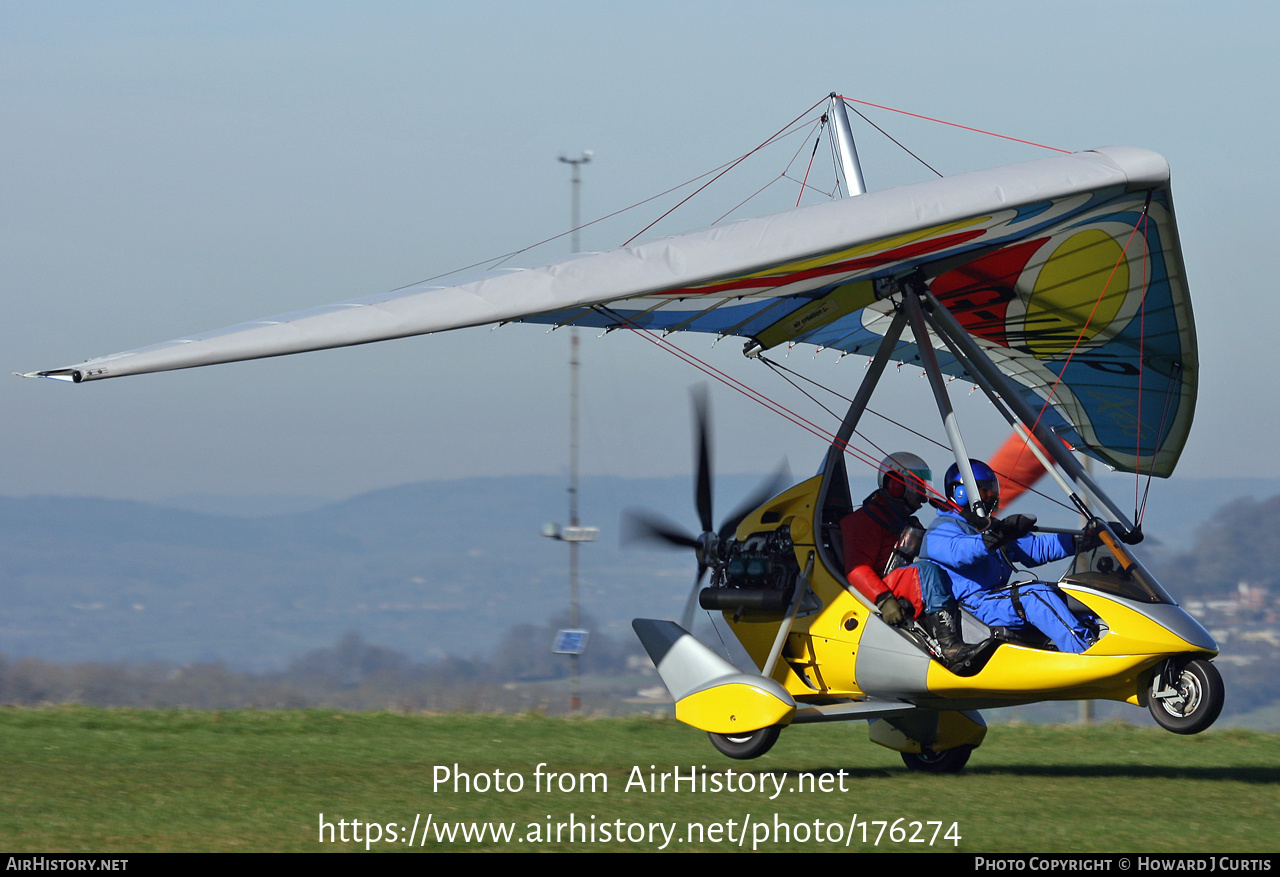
xmin=837 ymin=96 xmax=1072 ymax=154
xmin=795 ymin=115 xmax=828 ymax=208
xmin=597 ymin=305 xmax=957 ymax=504
xmin=601 ymin=309 xmax=874 ymax=469
xmin=1135 ymin=208 xmax=1150 ymax=519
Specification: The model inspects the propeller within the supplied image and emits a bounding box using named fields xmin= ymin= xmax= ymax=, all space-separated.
xmin=622 ymin=387 xmax=790 ymax=630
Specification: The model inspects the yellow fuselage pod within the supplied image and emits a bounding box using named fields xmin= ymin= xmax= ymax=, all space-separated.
xmin=923 ymin=588 xmax=1218 ymax=705
xmin=725 ymin=476 xmax=876 ymax=701
xmin=718 ymin=473 xmax=1218 ymax=715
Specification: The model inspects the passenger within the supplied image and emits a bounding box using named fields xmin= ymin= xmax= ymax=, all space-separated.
xmin=841 ymin=452 xmax=989 ymax=672
xmin=921 ymin=459 xmax=1099 ymax=653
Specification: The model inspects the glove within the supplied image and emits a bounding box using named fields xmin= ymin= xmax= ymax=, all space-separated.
xmin=982 ymin=513 xmax=1037 ymax=550
xmin=1073 ymin=521 xmax=1105 ymax=554
xmin=876 ymin=592 xmax=907 ymax=626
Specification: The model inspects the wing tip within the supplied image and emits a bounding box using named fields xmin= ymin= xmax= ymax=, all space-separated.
xmin=16 ymin=368 xmax=82 ymax=382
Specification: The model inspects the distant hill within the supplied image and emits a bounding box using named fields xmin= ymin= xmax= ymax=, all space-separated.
xmin=0 ymin=475 xmax=774 ymax=669
xmin=0 ymin=473 xmax=1273 ymax=669
xmin=1148 ymin=493 xmax=1280 ymax=595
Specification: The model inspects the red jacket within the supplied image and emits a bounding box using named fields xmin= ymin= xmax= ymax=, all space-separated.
xmin=839 ymin=493 xmax=924 ymax=615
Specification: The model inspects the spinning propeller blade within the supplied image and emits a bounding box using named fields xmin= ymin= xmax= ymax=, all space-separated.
xmin=693 ymin=386 xmax=714 ymax=535
xmin=620 ymin=509 xmax=699 ymax=550
xmin=718 ymin=460 xmax=791 ymax=543
xmin=622 ymin=387 xmax=791 ymax=631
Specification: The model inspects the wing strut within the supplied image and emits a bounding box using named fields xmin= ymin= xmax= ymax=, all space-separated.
xmin=830 ymin=306 xmax=908 ymax=450
xmin=899 ymin=276 xmax=990 ymax=520
xmin=815 ymin=303 xmax=909 ymax=502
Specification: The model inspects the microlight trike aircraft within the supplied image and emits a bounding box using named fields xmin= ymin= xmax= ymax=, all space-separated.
xmin=22 ymin=94 xmax=1218 ymax=772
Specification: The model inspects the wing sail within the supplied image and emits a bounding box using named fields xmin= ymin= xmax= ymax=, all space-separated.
xmin=24 ymin=146 xmax=1195 ymax=476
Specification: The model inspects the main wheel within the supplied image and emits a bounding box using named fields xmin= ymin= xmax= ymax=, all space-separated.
xmin=901 ymin=745 xmax=973 ymax=774
xmin=708 ymin=725 xmax=781 ymax=760
xmin=1148 ymin=658 xmax=1224 ymax=735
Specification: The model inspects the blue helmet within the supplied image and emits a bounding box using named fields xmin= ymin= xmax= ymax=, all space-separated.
xmin=944 ymin=459 xmax=1000 ymax=511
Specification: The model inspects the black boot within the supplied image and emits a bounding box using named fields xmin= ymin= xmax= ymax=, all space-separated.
xmin=921 ymin=607 xmax=998 ymax=677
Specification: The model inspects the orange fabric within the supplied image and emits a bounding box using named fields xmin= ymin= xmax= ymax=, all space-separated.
xmin=988 ymin=431 xmax=1051 ymax=506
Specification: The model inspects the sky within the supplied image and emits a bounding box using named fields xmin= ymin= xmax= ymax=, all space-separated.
xmin=3 ymin=1 xmax=1278 ymax=508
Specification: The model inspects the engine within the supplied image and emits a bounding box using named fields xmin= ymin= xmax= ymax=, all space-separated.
xmin=699 ymin=527 xmax=801 ymax=615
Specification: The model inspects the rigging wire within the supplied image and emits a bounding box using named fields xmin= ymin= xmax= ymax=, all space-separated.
xmin=711 ymin=117 xmax=828 ymax=225
xmin=399 ymin=94 xmax=1062 ymax=292
xmin=842 ymin=100 xmax=944 ymax=178
xmin=1008 ymin=196 xmax=1155 ymax=523
xmin=594 ymin=305 xmax=897 ymax=484
xmin=387 ymin=160 xmax=735 ymax=290
xmin=399 ymin=94 xmax=1067 ymax=291
xmin=390 ymin=98 xmax=832 ymax=290
xmin=794 ymin=114 xmax=829 ymax=208
xmin=757 ymin=353 xmax=1076 ymax=511
xmin=621 ymin=96 xmax=830 ymax=245
xmin=710 ymin=176 xmax=787 ymax=226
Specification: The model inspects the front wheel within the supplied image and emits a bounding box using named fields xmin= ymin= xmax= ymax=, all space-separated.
xmin=708 ymin=725 xmax=781 ymax=760
xmin=901 ymin=745 xmax=972 ymax=774
xmin=1148 ymin=658 xmax=1224 ymax=735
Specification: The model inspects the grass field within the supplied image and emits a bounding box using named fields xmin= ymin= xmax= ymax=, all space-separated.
xmin=1 ymin=707 xmax=1276 ymax=852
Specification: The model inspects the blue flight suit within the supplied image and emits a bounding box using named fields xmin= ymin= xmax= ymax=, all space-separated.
xmin=921 ymin=510 xmax=1094 ymax=653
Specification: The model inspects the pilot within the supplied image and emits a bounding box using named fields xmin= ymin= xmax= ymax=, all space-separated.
xmin=841 ymin=452 xmax=987 ymax=672
xmin=921 ymin=459 xmax=1098 ymax=653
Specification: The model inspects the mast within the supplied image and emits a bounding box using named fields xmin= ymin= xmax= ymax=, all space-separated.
xmin=829 ymin=94 xmax=867 ymax=197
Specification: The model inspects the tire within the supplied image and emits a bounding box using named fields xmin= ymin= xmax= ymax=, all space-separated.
xmin=708 ymin=725 xmax=781 ymax=760
xmin=901 ymin=745 xmax=973 ymax=774
xmin=1148 ymin=657 xmax=1224 ymax=735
